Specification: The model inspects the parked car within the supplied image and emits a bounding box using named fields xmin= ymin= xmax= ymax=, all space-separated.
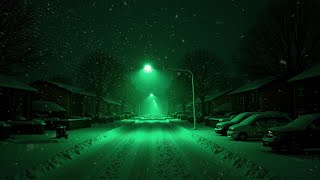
xmin=180 ymin=112 xmax=191 ymax=120
xmin=122 ymin=112 xmax=135 ymax=119
xmin=173 ymin=112 xmax=183 ymax=118
xmin=262 ymin=114 xmax=320 ymax=152
xmin=112 ymin=113 xmax=124 ymax=120
xmin=215 ymin=112 xmax=261 ymax=135
xmin=205 ymin=112 xmax=238 ymax=127
xmin=187 ymin=112 xmax=204 ymax=123
xmin=227 ymin=112 xmax=292 ymax=140
xmin=95 ymin=113 xmax=114 ymax=123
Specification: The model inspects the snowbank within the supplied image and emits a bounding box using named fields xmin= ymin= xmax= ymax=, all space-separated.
xmin=0 ymin=122 xmax=123 ymax=179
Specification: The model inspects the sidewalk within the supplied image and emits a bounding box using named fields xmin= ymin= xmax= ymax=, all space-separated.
xmin=170 ymin=119 xmax=320 ymax=179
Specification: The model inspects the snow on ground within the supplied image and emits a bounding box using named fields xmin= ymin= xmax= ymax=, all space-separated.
xmin=0 ymin=122 xmax=122 ymax=179
xmin=1 ymin=118 xmax=319 ymax=179
xmin=43 ymin=120 xmax=245 ymax=179
xmin=170 ymin=119 xmax=320 ymax=179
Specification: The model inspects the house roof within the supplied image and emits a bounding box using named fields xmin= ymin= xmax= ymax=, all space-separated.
xmin=213 ymin=102 xmax=232 ymax=112
xmin=0 ymin=74 xmax=38 ymax=92
xmin=186 ymin=98 xmax=201 ymax=106
xmin=288 ymin=63 xmax=320 ymax=82
xmin=205 ymin=89 xmax=232 ymax=102
xmin=103 ymin=98 xmax=122 ymax=106
xmin=184 ymin=90 xmax=231 ymax=105
xmin=32 ymin=80 xmax=95 ymax=97
xmin=228 ymin=76 xmax=276 ymax=95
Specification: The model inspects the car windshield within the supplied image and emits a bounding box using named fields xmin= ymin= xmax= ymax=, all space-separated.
xmin=231 ymin=113 xmax=254 ymax=123
xmin=1 ymin=0 xmax=320 ymax=179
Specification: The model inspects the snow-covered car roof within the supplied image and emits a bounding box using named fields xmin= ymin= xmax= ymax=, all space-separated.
xmin=285 ymin=114 xmax=320 ymax=129
xmin=239 ymin=112 xmax=291 ymax=125
xmin=230 ymin=112 xmax=262 ymax=122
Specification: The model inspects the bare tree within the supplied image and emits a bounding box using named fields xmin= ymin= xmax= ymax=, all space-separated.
xmin=182 ymin=49 xmax=225 ymax=118
xmin=237 ymin=0 xmax=320 ymax=79
xmin=169 ymin=73 xmax=192 ymax=113
xmin=0 ymin=0 xmax=46 ymax=75
xmin=77 ymin=50 xmax=126 ymax=114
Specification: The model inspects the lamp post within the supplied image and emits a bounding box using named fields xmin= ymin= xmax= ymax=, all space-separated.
xmin=166 ymin=68 xmax=197 ymax=130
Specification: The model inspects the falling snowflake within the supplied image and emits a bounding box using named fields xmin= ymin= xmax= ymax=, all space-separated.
xmin=175 ymin=14 xmax=179 ymax=19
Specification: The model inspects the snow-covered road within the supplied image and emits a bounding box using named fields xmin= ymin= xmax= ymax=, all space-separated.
xmin=3 ymin=118 xmax=318 ymax=179
xmin=42 ymin=120 xmax=246 ymax=179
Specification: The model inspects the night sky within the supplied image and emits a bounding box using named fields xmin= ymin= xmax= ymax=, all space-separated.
xmin=30 ymin=0 xmax=268 ymax=80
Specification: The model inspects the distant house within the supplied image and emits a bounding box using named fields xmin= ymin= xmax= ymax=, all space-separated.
xmin=102 ymin=98 xmax=122 ymax=114
xmin=0 ymin=75 xmax=38 ymax=120
xmin=228 ymin=76 xmax=290 ymax=113
xmin=204 ymin=90 xmax=232 ymax=115
xmin=30 ymin=80 xmax=96 ymax=117
xmin=288 ymin=64 xmax=320 ymax=116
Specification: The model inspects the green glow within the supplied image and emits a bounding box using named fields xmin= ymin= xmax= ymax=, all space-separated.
xmin=150 ymin=93 xmax=154 ymax=96
xmin=144 ymin=64 xmax=152 ymax=73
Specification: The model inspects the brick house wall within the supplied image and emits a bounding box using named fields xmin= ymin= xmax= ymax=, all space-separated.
xmin=230 ymin=81 xmax=290 ymax=113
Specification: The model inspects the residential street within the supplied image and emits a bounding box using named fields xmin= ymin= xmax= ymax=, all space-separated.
xmin=2 ymin=118 xmax=320 ymax=179
xmin=43 ymin=120 xmax=246 ymax=180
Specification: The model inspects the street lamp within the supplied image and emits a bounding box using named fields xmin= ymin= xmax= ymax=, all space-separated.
xmin=144 ymin=64 xmax=152 ymax=73
xmin=166 ymin=68 xmax=197 ymax=130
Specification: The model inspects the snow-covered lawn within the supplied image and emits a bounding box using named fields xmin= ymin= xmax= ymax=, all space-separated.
xmin=0 ymin=122 xmax=122 ymax=179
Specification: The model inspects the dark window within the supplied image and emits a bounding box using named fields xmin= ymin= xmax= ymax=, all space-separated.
xmin=297 ymin=87 xmax=304 ymax=97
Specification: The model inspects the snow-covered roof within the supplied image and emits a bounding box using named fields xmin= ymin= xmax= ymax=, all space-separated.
xmin=288 ymin=63 xmax=320 ymax=82
xmin=0 ymin=74 xmax=38 ymax=92
xmin=213 ymin=102 xmax=232 ymax=112
xmin=228 ymin=76 xmax=276 ymax=95
xmin=103 ymin=98 xmax=122 ymax=106
xmin=32 ymin=80 xmax=95 ymax=97
xmin=186 ymin=98 xmax=201 ymax=106
xmin=205 ymin=89 xmax=232 ymax=102
xmin=32 ymin=100 xmax=66 ymax=112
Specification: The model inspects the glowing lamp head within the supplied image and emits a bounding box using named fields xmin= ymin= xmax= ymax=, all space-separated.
xmin=144 ymin=64 xmax=152 ymax=73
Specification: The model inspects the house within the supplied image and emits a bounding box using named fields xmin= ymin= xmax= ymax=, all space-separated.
xmin=228 ymin=76 xmax=290 ymax=113
xmin=30 ymin=80 xmax=96 ymax=118
xmin=0 ymin=75 xmax=38 ymax=121
xmin=102 ymin=98 xmax=122 ymax=114
xmin=204 ymin=90 xmax=232 ymax=115
xmin=288 ymin=63 xmax=320 ymax=116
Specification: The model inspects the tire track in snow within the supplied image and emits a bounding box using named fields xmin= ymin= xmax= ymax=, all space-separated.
xmin=119 ymin=122 xmax=162 ymax=180
xmin=155 ymin=123 xmax=194 ymax=180
xmin=94 ymin=123 xmax=149 ymax=179
xmin=164 ymin=122 xmax=244 ymax=180
xmin=28 ymin=123 xmax=136 ymax=179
